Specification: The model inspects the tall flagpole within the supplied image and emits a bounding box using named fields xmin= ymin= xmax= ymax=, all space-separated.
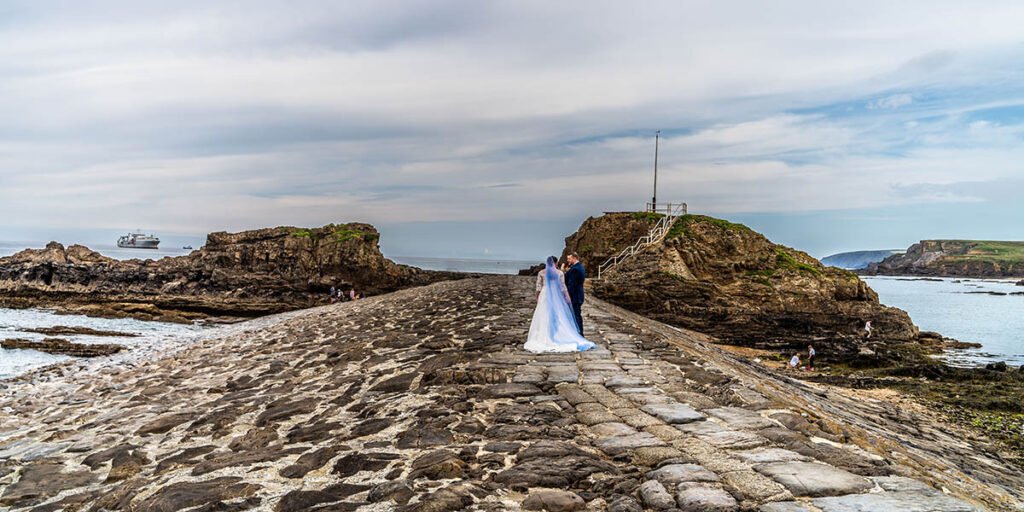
xmin=651 ymin=130 xmax=660 ymax=212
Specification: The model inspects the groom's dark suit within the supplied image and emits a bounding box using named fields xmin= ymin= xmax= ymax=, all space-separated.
xmin=565 ymin=261 xmax=586 ymax=335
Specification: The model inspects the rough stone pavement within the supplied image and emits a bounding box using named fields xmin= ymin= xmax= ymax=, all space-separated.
xmin=0 ymin=277 xmax=1021 ymax=511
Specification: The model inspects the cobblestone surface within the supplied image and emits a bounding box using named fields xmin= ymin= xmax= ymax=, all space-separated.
xmin=0 ymin=277 xmax=1020 ymax=511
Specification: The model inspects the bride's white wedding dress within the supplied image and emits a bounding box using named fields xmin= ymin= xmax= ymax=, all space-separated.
xmin=525 ymin=261 xmax=595 ymax=353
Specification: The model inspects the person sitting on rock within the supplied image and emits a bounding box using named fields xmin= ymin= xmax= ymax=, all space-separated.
xmin=788 ymin=352 xmax=801 ymax=370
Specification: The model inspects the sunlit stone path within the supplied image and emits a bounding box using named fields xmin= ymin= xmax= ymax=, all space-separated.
xmin=0 ymin=277 xmax=1020 ymax=511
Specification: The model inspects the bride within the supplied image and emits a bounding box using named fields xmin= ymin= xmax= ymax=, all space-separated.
xmin=525 ymin=256 xmax=596 ymax=353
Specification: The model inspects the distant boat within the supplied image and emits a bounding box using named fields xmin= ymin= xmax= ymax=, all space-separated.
xmin=117 ymin=232 xmax=160 ymax=249
xmin=182 ymin=245 xmax=193 ymax=250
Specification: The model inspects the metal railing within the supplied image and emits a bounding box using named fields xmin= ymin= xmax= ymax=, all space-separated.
xmin=596 ymin=202 xmax=687 ymax=279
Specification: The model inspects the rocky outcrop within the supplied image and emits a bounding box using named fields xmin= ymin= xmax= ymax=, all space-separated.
xmin=24 ymin=326 xmax=138 ymax=337
xmin=864 ymin=240 xmax=1024 ymax=277
xmin=1 ymin=338 xmax=123 ymax=357
xmin=565 ymin=214 xmax=919 ymax=357
xmin=0 ymin=223 xmax=458 ymax=321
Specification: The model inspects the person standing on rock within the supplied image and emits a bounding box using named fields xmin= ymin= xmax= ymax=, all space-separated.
xmin=864 ymin=320 xmax=873 ymax=339
xmin=806 ymin=344 xmax=815 ymax=371
xmin=564 ymin=252 xmax=586 ymax=336
xmin=525 ymin=256 xmax=595 ymax=353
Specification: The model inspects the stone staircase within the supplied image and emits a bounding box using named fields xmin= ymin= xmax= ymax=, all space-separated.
xmin=597 ymin=202 xmax=687 ymax=280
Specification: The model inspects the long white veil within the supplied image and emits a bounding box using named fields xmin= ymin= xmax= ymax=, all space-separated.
xmin=525 ymin=256 xmax=595 ymax=353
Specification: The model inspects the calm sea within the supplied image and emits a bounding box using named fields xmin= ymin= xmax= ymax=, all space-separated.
xmin=863 ymin=276 xmax=1024 ymax=367
xmin=0 ymin=241 xmax=195 ymax=260
xmin=0 ymin=308 xmax=206 ymax=379
xmin=390 ymin=256 xmax=536 ymax=275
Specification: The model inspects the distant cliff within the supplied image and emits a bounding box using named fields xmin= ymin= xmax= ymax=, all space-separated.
xmin=821 ymin=250 xmax=902 ymax=270
xmin=564 ymin=213 xmax=920 ymax=357
xmin=0 ymin=223 xmax=458 ymax=321
xmin=864 ymin=240 xmax=1024 ymax=277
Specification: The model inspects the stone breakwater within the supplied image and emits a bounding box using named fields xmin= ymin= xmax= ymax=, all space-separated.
xmin=1 ymin=277 xmax=1021 ymax=511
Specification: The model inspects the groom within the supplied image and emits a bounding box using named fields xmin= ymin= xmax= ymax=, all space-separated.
xmin=564 ymin=252 xmax=586 ymax=335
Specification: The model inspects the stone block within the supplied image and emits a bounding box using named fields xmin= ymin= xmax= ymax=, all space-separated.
xmin=641 ymin=403 xmax=705 ymax=424
xmin=755 ymin=462 xmax=873 ymax=498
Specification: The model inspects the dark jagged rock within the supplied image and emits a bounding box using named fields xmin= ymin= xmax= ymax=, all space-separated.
xmin=566 ymin=213 xmax=918 ymax=356
xmin=1 ymin=337 xmax=123 ymax=357
xmin=0 ymin=223 xmax=461 ymax=321
xmin=986 ymin=361 xmax=1009 ymax=372
xmin=864 ymin=240 xmax=1024 ymax=278
xmin=23 ymin=326 xmax=139 ymax=337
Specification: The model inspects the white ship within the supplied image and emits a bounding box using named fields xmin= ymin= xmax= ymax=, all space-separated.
xmin=117 ymin=232 xmax=160 ymax=249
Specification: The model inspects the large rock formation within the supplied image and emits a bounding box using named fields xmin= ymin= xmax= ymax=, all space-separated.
xmin=564 ymin=213 xmax=919 ymax=356
xmin=0 ymin=223 xmax=456 ymax=321
xmin=865 ymin=240 xmax=1024 ymax=277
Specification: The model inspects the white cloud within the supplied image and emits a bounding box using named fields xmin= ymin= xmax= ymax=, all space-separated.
xmin=1 ymin=0 xmax=1024 ymax=244
xmin=867 ymin=94 xmax=914 ymax=110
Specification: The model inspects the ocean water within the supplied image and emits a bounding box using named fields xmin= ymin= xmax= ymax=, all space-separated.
xmin=0 ymin=241 xmax=195 ymax=261
xmin=0 ymin=308 xmax=206 ymax=379
xmin=390 ymin=256 xmax=537 ymax=275
xmin=863 ymin=277 xmax=1024 ymax=367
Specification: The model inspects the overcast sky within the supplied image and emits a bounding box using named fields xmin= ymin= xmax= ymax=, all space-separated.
xmin=1 ymin=1 xmax=1022 ymax=259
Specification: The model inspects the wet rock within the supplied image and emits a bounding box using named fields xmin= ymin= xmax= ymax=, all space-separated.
xmin=135 ymin=477 xmax=261 ymax=512
xmin=638 ymin=480 xmax=676 ymax=510
xmin=1 ymin=337 xmax=123 ymax=357
xmin=410 ymin=449 xmax=465 ymax=480
xmin=675 ymin=484 xmax=739 ymax=511
xmin=494 ymin=455 xmax=618 ymax=490
xmin=401 ymin=484 xmax=475 ymax=512
xmin=646 ymin=463 xmax=720 ymax=484
xmin=758 ymin=502 xmax=816 ymax=511
xmin=371 ymin=372 xmax=417 ymax=393
xmin=482 ymin=383 xmax=543 ymax=398
xmin=333 ymin=452 xmax=399 ymax=478
xmin=396 ymin=427 xmax=453 ymax=449
xmin=349 ymin=418 xmax=393 ymax=438
xmin=368 ymin=480 xmax=415 ymax=505
xmin=986 ymin=361 xmax=1008 ymax=372
xmin=522 ymin=489 xmax=587 ymax=511
xmin=733 ymin=448 xmax=809 ymax=465
xmin=483 ymin=441 xmax=521 ymax=453
xmin=755 ymin=461 xmax=872 ymax=498
xmin=276 ymin=483 xmax=370 ymax=512
xmin=106 ymin=447 xmax=150 ymax=482
xmin=280 ymin=446 xmax=340 ymax=478
xmin=699 ymin=430 xmax=769 ymax=450
xmin=812 ymin=490 xmax=979 ymax=511
xmin=640 ymin=403 xmax=704 ymax=424
xmin=228 ymin=426 xmax=279 ymax=451
xmin=705 ymin=407 xmax=776 ymax=429
xmin=631 ymin=446 xmax=685 ymax=466
xmin=607 ymin=495 xmax=643 ymax=512
xmin=255 ymin=398 xmax=318 ymax=427
xmin=136 ymin=412 xmax=195 ymax=435
xmin=590 ymin=422 xmax=638 ymax=437
xmin=24 ymin=325 xmax=138 ymax=337
xmin=593 ymin=432 xmax=665 ymax=455
xmin=0 ymin=462 xmax=97 ymax=507
xmin=192 ymin=446 xmax=301 ymax=476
